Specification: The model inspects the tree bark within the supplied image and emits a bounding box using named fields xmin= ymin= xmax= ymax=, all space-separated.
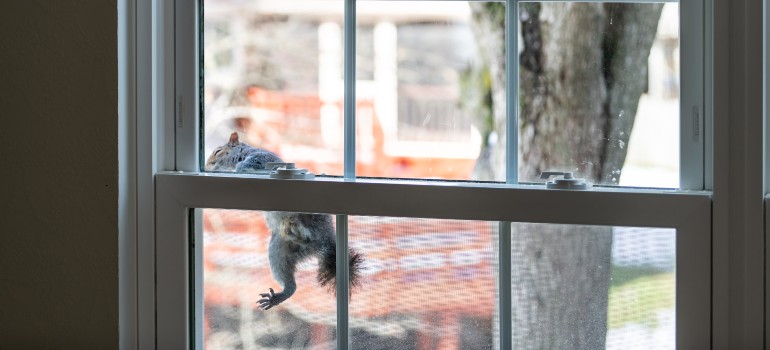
xmin=468 ymin=3 xmax=663 ymax=349
xmin=510 ymin=223 xmax=612 ymax=349
xmin=468 ymin=3 xmax=507 ymax=182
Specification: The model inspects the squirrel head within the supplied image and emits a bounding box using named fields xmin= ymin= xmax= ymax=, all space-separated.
xmin=205 ymin=132 xmax=246 ymax=171
xmin=205 ymin=131 xmax=283 ymax=172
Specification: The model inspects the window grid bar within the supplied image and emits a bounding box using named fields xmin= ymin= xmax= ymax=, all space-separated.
xmin=506 ymin=0 xmax=518 ymax=185
xmin=339 ymin=0 xmax=356 ymax=348
xmin=500 ymin=0 xmax=517 ymax=348
xmin=192 ymin=209 xmax=204 ymax=350
xmin=335 ymin=214 xmax=351 ymax=350
xmin=497 ymin=221 xmax=512 ymax=350
xmin=344 ymin=0 xmax=356 ymax=180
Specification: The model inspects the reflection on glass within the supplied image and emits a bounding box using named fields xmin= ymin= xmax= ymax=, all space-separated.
xmin=355 ymin=2 xmax=500 ymax=180
xmin=518 ymin=3 xmax=680 ymax=188
xmin=201 ymin=210 xmax=675 ymax=349
xmin=203 ymin=0 xmax=345 ymax=175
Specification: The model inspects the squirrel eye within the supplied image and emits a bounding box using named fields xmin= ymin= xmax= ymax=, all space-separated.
xmin=214 ymin=149 xmax=222 ymax=155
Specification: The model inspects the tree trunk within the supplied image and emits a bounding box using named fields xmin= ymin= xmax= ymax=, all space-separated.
xmin=510 ymin=223 xmax=612 ymax=349
xmin=468 ymin=3 xmax=663 ymax=349
xmin=468 ymin=3 xmax=507 ymax=182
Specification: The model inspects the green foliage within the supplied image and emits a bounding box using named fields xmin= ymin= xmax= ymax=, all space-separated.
xmin=472 ymin=3 xmax=506 ymax=30
xmin=609 ymin=266 xmax=668 ymax=287
xmin=607 ymin=272 xmax=675 ymax=329
xmin=459 ymin=63 xmax=494 ymax=146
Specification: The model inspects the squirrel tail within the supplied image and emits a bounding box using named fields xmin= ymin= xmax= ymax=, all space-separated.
xmin=317 ymin=246 xmax=364 ymax=294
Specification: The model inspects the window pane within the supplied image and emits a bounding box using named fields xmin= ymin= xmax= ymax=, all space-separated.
xmin=518 ymin=3 xmax=680 ymax=188
xmin=510 ymin=224 xmax=675 ymax=349
xmin=348 ymin=216 xmax=498 ymax=348
xmin=202 ymin=0 xmax=345 ymax=176
xmin=202 ymin=209 xmax=337 ymax=349
xmin=355 ymin=1 xmax=505 ymax=180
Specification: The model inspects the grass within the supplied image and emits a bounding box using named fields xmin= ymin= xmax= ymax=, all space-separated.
xmin=607 ymin=271 xmax=675 ymax=329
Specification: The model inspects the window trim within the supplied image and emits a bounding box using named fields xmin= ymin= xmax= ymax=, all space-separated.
xmin=114 ymin=0 xmax=752 ymax=348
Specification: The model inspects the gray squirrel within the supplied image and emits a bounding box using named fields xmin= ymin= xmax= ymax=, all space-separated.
xmin=205 ymin=132 xmax=364 ymax=310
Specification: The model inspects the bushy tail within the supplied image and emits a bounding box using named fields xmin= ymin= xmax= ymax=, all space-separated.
xmin=317 ymin=246 xmax=364 ymax=294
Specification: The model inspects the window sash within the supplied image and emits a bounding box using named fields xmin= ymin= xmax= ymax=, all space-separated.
xmin=176 ymin=0 xmax=704 ymax=189
xmin=154 ymin=172 xmax=712 ymax=349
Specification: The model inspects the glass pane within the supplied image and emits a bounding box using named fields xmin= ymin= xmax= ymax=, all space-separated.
xmin=355 ymin=1 xmax=505 ymax=180
xmin=517 ymin=3 xmax=680 ymax=188
xmin=202 ymin=0 xmax=345 ymax=176
xmin=202 ymin=209 xmax=337 ymax=349
xmin=348 ymin=217 xmax=498 ymax=349
xmin=510 ymin=224 xmax=675 ymax=349
xmin=199 ymin=210 xmax=676 ymax=349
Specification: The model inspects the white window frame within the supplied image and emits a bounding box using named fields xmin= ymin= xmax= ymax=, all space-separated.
xmin=116 ymin=0 xmax=770 ymax=348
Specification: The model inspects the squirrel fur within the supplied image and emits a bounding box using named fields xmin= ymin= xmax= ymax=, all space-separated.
xmin=205 ymin=132 xmax=364 ymax=310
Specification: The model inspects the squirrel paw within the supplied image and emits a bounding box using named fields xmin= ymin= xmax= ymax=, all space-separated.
xmin=257 ymin=288 xmax=285 ymax=310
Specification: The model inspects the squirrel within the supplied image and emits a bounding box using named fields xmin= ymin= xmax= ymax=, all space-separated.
xmin=205 ymin=132 xmax=364 ymax=310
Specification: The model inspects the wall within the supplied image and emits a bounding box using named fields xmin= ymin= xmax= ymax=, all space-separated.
xmin=0 ymin=1 xmax=118 ymax=347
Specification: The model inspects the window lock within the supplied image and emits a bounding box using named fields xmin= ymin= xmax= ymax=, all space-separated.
xmin=540 ymin=171 xmax=592 ymax=190
xmin=267 ymin=162 xmax=315 ymax=180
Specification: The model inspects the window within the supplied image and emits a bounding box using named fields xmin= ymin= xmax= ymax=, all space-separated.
xmin=120 ymin=0 xmax=731 ymax=348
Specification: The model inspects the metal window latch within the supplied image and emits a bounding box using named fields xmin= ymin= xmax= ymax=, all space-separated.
xmin=540 ymin=171 xmax=592 ymax=190
xmin=267 ymin=162 xmax=315 ymax=180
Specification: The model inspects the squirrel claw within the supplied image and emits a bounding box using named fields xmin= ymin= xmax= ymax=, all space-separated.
xmin=259 ymin=287 xmax=275 ymax=299
xmin=257 ymin=287 xmax=282 ymax=310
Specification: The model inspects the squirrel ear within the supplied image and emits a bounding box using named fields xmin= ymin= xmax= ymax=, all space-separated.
xmin=228 ymin=132 xmax=240 ymax=145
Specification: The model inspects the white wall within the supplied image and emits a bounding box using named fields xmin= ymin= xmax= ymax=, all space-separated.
xmin=0 ymin=1 xmax=118 ymax=347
